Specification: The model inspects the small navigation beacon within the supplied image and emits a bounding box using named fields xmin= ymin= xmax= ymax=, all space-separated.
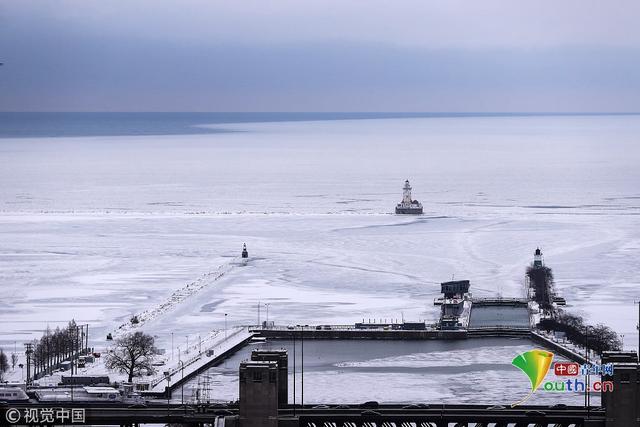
xmin=241 ymin=243 xmax=249 ymax=259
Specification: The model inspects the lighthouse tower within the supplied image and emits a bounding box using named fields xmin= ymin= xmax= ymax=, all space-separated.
xmin=395 ymin=179 xmax=423 ymax=214
xmin=402 ymin=180 xmax=413 ymax=204
xmin=533 ymin=247 xmax=543 ymax=268
xmin=241 ymin=243 xmax=249 ymax=259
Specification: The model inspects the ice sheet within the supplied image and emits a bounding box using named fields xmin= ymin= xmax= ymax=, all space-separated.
xmin=0 ymin=115 xmax=638 ymax=402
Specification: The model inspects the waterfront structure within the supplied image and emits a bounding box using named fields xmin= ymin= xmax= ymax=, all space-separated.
xmin=527 ymin=247 xmax=565 ymax=310
xmin=250 ymin=349 xmax=288 ymax=406
xmin=395 ymin=180 xmax=423 ymax=214
xmin=239 ymin=360 xmax=279 ymax=427
xmin=242 ymin=243 xmax=249 ymax=258
xmin=602 ymin=351 xmax=640 ymax=427
xmin=437 ymin=280 xmax=471 ymax=330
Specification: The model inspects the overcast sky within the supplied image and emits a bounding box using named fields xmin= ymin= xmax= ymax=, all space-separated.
xmin=1 ymin=0 xmax=639 ymax=112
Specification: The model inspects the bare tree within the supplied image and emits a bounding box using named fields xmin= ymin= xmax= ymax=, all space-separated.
xmin=0 ymin=349 xmax=8 ymax=381
xmin=538 ymin=311 xmax=621 ymax=354
xmin=105 ymin=332 xmax=157 ymax=382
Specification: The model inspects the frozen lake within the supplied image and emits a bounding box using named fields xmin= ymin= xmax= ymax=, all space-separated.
xmin=0 ymin=114 xmax=638 ymax=402
xmin=184 ymin=338 xmax=593 ymax=406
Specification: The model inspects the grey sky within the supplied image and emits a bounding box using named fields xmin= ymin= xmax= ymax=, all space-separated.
xmin=1 ymin=0 xmax=639 ymax=112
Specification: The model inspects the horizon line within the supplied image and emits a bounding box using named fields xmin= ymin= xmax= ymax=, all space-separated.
xmin=2 ymin=111 xmax=640 ymax=116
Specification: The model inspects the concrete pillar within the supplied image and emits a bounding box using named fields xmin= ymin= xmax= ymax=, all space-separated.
xmin=251 ymin=349 xmax=288 ymax=407
xmin=239 ymin=360 xmax=279 ymax=427
xmin=601 ymin=351 xmax=639 ymax=427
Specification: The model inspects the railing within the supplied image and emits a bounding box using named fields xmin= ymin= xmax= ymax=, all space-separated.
xmin=253 ymin=324 xmax=532 ymax=335
xmin=150 ymin=327 xmax=248 ymax=388
xmin=468 ymin=326 xmax=530 ymax=331
xmin=250 ymin=324 xmax=358 ymax=331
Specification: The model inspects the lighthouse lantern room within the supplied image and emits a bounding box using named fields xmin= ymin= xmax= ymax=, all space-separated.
xmin=533 ymin=247 xmax=544 ymax=268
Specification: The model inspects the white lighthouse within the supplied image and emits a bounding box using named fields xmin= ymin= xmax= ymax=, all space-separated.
xmin=395 ymin=180 xmax=423 ymax=214
xmin=402 ymin=180 xmax=413 ymax=204
xmin=533 ymin=247 xmax=543 ymax=268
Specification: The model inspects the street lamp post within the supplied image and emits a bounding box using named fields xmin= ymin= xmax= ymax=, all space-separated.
xmin=584 ymin=326 xmax=591 ymax=412
xmin=265 ymin=303 xmax=270 ymax=325
xmin=292 ymin=331 xmax=296 ymax=416
xmin=301 ymin=324 xmax=304 ymax=408
xmin=171 ymin=332 xmax=174 ymax=361
xmin=635 ymin=301 xmax=640 ymax=355
xmin=224 ymin=313 xmax=228 ymax=340
xmin=186 ymin=336 xmax=189 ymax=354
xmin=179 ymin=361 xmax=185 ymax=413
xmin=296 ymin=324 xmax=304 ymax=408
xmin=164 ymin=371 xmax=171 ymax=422
xmin=635 ymin=300 xmax=640 ymax=376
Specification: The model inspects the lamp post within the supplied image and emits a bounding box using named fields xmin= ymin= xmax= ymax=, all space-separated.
xmin=621 ymin=333 xmax=625 ymax=350
xmin=292 ymin=330 xmax=296 ymax=416
xmin=301 ymin=324 xmax=304 ymax=408
xmin=296 ymin=324 xmax=304 ymax=408
xmin=634 ymin=301 xmax=640 ymax=351
xmin=178 ymin=360 xmax=185 ymax=412
xmin=185 ymin=335 xmax=189 ymax=354
xmin=635 ymin=300 xmax=640 ymax=376
xmin=171 ymin=332 xmax=174 ymax=361
xmin=584 ymin=326 xmax=591 ymax=412
xmin=224 ymin=314 xmax=228 ymax=340
xmin=265 ymin=303 xmax=270 ymax=325
xmin=164 ymin=371 xmax=171 ymax=422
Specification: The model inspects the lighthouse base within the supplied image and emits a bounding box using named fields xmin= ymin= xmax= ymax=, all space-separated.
xmin=395 ymin=206 xmax=423 ymax=215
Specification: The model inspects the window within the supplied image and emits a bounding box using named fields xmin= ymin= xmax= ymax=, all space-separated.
xmin=252 ymin=371 xmax=263 ymax=382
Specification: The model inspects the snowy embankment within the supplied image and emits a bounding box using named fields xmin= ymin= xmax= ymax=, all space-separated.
xmin=1 ymin=257 xmax=249 ymax=385
xmin=111 ymin=258 xmax=247 ymax=338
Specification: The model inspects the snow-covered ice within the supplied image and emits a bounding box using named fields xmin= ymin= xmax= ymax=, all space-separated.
xmin=189 ymin=338 xmax=596 ymax=405
xmin=1 ymin=115 xmax=639 ymax=403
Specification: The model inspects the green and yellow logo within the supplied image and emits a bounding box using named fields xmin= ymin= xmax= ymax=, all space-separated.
xmin=511 ymin=349 xmax=554 ymax=407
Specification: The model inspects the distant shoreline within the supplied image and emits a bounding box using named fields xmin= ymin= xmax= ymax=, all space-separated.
xmin=1 ymin=111 xmax=639 ymax=139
